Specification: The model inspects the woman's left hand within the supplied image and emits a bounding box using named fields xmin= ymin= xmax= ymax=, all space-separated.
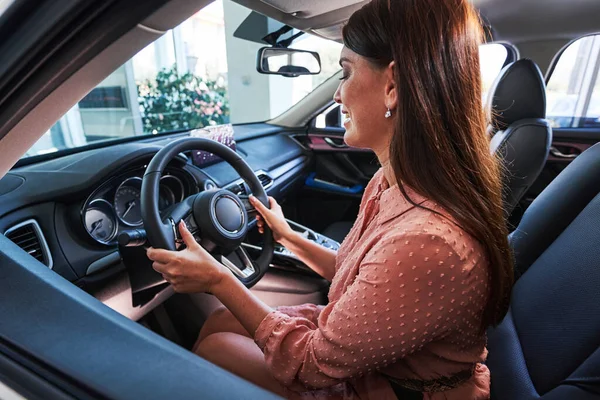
xmin=147 ymin=221 xmax=229 ymax=293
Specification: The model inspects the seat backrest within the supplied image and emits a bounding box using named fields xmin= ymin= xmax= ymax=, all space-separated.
xmin=487 ymin=59 xmax=552 ymax=215
xmin=487 ymin=143 xmax=600 ymax=399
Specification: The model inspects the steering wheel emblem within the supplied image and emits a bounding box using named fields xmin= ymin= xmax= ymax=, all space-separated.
xmin=213 ymin=194 xmax=245 ymax=234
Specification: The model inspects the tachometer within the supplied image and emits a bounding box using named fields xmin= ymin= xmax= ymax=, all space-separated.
xmin=158 ymin=175 xmax=185 ymax=212
xmin=84 ymin=200 xmax=117 ymax=244
xmin=114 ymin=177 xmax=143 ymax=226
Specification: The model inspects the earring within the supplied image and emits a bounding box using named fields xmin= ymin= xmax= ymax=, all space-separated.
xmin=385 ymin=108 xmax=392 ymax=118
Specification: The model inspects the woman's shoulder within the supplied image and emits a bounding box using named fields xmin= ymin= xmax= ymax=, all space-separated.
xmin=377 ymin=205 xmax=485 ymax=273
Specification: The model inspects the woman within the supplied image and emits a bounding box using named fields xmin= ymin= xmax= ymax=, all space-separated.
xmin=146 ymin=0 xmax=514 ymax=398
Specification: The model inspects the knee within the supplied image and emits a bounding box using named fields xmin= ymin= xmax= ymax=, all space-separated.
xmin=211 ymin=306 xmax=233 ymax=321
xmin=198 ymin=307 xmax=233 ymax=341
xmin=195 ymin=332 xmax=245 ymax=362
xmin=195 ymin=332 xmax=226 ymax=359
xmin=204 ymin=307 xmax=233 ymax=330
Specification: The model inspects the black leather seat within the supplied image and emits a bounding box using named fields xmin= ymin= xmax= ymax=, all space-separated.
xmin=487 ymin=59 xmax=552 ymax=215
xmin=487 ymin=143 xmax=600 ymax=399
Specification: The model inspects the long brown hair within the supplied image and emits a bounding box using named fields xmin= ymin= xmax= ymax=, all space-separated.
xmin=343 ymin=0 xmax=513 ymax=329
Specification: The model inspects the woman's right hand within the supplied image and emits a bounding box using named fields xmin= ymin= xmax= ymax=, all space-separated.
xmin=248 ymin=195 xmax=294 ymax=243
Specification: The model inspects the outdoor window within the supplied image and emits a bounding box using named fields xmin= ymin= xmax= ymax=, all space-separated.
xmin=546 ymin=34 xmax=600 ymax=128
xmin=23 ymin=0 xmax=343 ymax=158
xmin=480 ymin=43 xmax=509 ymax=103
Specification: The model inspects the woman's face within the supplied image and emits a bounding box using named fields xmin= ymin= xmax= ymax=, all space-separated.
xmin=333 ymin=47 xmax=395 ymax=155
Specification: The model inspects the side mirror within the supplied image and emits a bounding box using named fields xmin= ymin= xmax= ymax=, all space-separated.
xmin=256 ymin=47 xmax=321 ymax=77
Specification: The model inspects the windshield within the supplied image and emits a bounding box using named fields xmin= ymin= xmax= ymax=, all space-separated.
xmin=23 ymin=0 xmax=342 ymax=159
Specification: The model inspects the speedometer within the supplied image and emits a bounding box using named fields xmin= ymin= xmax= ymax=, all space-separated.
xmin=84 ymin=200 xmax=117 ymax=244
xmin=114 ymin=177 xmax=143 ymax=226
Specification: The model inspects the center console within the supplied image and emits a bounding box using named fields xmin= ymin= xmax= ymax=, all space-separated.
xmin=242 ymin=219 xmax=341 ymax=267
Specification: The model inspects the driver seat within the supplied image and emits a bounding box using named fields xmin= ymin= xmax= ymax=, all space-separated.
xmin=486 ymin=142 xmax=600 ymax=398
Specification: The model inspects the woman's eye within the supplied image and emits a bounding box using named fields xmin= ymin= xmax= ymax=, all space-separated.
xmin=339 ymin=74 xmax=349 ymax=81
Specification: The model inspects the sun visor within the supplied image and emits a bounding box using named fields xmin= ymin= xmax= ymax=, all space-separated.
xmin=259 ymin=0 xmax=364 ymax=19
xmin=233 ymin=11 xmax=298 ymax=45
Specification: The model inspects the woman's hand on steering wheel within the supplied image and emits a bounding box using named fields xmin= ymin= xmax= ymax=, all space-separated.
xmin=147 ymin=221 xmax=229 ymax=293
xmin=249 ymin=195 xmax=293 ymax=243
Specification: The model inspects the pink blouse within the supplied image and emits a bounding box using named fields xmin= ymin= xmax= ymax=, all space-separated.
xmin=254 ymin=168 xmax=491 ymax=399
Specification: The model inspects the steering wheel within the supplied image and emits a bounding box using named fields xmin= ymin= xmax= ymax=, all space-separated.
xmin=140 ymin=137 xmax=274 ymax=288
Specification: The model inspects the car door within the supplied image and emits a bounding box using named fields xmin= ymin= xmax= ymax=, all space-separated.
xmin=283 ymin=104 xmax=378 ymax=236
xmin=515 ymin=34 xmax=600 ymax=217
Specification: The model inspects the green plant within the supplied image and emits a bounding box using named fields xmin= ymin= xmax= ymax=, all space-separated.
xmin=137 ymin=66 xmax=230 ymax=133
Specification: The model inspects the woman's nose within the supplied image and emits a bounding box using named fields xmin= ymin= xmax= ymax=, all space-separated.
xmin=333 ymin=81 xmax=342 ymax=104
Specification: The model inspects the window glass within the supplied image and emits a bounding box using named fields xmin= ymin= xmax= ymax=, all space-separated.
xmin=22 ymin=0 xmax=343 ymax=159
xmin=547 ymin=35 xmax=600 ymax=128
xmin=480 ymin=43 xmax=509 ymax=103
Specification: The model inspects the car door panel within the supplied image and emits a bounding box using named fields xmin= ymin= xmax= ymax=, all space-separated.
xmin=520 ymin=128 xmax=600 ymax=210
xmin=287 ymin=126 xmax=379 ymax=234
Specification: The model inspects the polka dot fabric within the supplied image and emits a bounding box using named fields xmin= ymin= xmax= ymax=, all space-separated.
xmin=254 ymin=169 xmax=491 ymax=400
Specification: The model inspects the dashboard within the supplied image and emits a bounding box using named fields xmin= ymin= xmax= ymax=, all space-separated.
xmin=0 ymin=125 xmax=310 ymax=292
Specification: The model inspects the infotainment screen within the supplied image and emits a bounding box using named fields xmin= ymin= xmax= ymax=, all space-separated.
xmin=190 ymin=124 xmax=236 ymax=167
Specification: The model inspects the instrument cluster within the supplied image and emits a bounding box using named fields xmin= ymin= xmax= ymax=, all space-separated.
xmin=81 ymin=168 xmax=190 ymax=245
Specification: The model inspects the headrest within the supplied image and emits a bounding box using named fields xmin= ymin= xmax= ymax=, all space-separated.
xmin=486 ymin=59 xmax=547 ymax=130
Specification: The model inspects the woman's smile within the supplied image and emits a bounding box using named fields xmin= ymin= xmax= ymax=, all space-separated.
xmin=342 ymin=109 xmax=352 ymax=126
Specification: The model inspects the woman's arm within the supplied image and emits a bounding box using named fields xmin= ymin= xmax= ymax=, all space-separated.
xmin=147 ymin=222 xmax=272 ymax=336
xmin=211 ymin=270 xmax=272 ymax=336
xmin=148 ymin=222 xmax=485 ymax=390
xmin=278 ymin=231 xmax=337 ymax=281
xmin=249 ymin=195 xmax=337 ymax=281
xmin=244 ymin=233 xmax=484 ymax=389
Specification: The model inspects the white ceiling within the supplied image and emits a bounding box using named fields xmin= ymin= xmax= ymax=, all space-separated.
xmin=475 ymin=0 xmax=600 ymax=42
xmin=235 ymin=0 xmax=600 ymax=44
xmin=259 ymin=0 xmax=364 ymax=19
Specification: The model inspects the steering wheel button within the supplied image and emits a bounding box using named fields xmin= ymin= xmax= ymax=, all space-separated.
xmin=184 ymin=215 xmax=198 ymax=233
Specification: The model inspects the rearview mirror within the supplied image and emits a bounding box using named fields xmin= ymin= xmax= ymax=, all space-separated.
xmin=256 ymin=47 xmax=321 ymax=77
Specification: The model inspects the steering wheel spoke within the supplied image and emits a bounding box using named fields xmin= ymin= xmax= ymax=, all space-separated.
xmin=237 ymin=195 xmax=258 ymax=227
xmin=199 ymin=237 xmax=218 ymax=253
xmin=162 ymin=196 xmax=195 ymax=227
xmin=220 ymin=246 xmax=258 ymax=279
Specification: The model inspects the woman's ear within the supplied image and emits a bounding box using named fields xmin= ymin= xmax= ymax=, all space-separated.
xmin=384 ymin=61 xmax=398 ymax=110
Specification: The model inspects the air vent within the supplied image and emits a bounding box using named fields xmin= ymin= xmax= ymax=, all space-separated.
xmin=257 ymin=173 xmax=273 ymax=189
xmin=5 ymin=220 xmax=53 ymax=269
xmin=227 ymin=171 xmax=273 ymax=195
xmin=230 ymin=182 xmax=248 ymax=196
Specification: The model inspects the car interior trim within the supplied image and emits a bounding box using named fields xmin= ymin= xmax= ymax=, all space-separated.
xmin=4 ymin=219 xmax=53 ymax=270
